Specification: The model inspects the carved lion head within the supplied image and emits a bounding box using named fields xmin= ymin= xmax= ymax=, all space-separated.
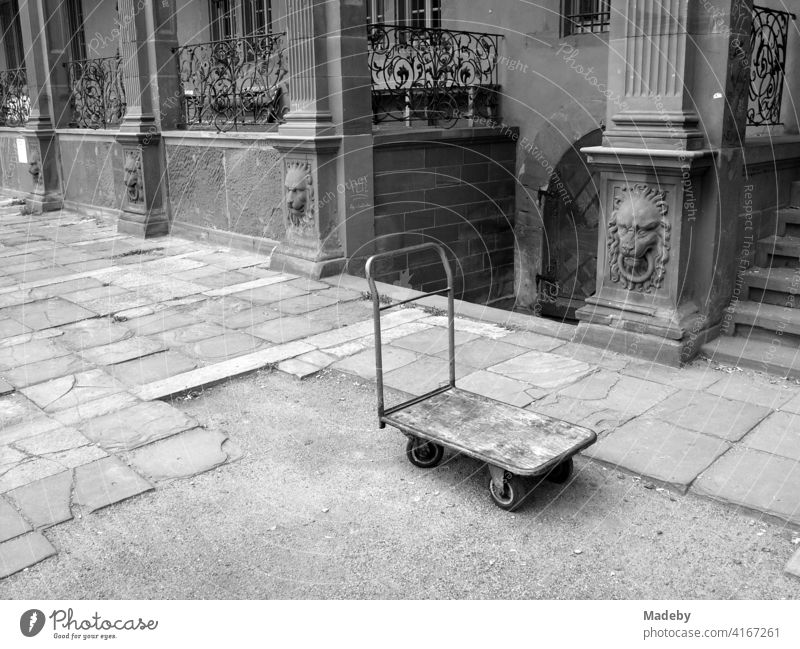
xmin=123 ymin=150 xmax=142 ymax=204
xmin=284 ymin=162 xmax=314 ymax=228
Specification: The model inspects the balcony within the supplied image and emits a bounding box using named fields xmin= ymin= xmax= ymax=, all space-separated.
xmin=748 ymin=5 xmax=795 ymax=127
xmin=367 ymin=23 xmax=501 ymax=129
xmin=174 ymin=33 xmax=288 ymax=133
xmin=66 ymin=55 xmax=127 ymax=129
xmin=0 ymin=67 xmax=29 ymax=127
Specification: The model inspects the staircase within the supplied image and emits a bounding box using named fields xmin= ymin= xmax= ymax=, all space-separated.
xmin=702 ymin=182 xmax=800 ymax=378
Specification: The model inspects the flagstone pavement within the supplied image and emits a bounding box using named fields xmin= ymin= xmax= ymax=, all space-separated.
xmin=1 ymin=200 xmax=799 ymax=580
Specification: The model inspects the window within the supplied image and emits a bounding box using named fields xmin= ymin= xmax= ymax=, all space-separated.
xmin=366 ymin=0 xmax=385 ymax=24
xmin=209 ymin=0 xmax=272 ymax=41
xmin=0 ymin=0 xmax=25 ymax=69
xmin=562 ymin=0 xmax=610 ymax=36
xmin=396 ymin=0 xmax=441 ymax=29
xmin=66 ymin=0 xmax=87 ymax=60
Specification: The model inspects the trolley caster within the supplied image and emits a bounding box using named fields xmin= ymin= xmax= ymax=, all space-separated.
xmin=405 ymin=436 xmax=444 ymax=468
xmin=545 ymin=457 xmax=574 ymax=484
xmin=487 ymin=468 xmax=529 ymax=512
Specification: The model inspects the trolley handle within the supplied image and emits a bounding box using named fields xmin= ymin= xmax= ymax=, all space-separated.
xmin=364 ymin=243 xmax=456 ymax=428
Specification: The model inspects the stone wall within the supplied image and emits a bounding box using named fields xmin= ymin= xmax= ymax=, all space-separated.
xmin=164 ymin=135 xmax=285 ymax=245
xmin=371 ymin=127 xmax=517 ymax=304
xmin=58 ymin=134 xmax=123 ymax=216
xmin=0 ymin=131 xmax=33 ymax=195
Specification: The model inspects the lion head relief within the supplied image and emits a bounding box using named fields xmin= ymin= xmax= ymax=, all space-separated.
xmin=608 ymin=184 xmax=670 ymax=293
xmin=284 ymin=161 xmax=314 ymax=229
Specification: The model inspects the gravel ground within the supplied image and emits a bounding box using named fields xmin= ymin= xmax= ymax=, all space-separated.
xmin=2 ymin=369 xmax=800 ymax=599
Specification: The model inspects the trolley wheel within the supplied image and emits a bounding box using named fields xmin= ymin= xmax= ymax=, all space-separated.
xmin=487 ymin=472 xmax=529 ymax=512
xmin=405 ymin=436 xmax=444 ymax=469
xmin=546 ymin=457 xmax=574 ymax=484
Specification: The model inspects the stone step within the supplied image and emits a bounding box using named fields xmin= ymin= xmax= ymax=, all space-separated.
xmin=726 ymin=300 xmax=800 ymax=337
xmin=701 ymin=335 xmax=800 ymax=379
xmin=755 ymin=234 xmax=800 ymax=267
xmin=742 ymin=266 xmax=800 ymax=306
xmin=776 ymin=207 xmax=800 ymax=237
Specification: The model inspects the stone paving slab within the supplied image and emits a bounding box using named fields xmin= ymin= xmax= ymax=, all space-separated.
xmin=0 ymin=393 xmax=44 ymax=429
xmin=126 ymin=428 xmax=229 ymax=482
xmin=0 ymin=417 xmax=61 ymax=447
xmin=0 ymin=318 xmax=30 ymax=339
xmin=457 ymin=370 xmax=540 ymax=408
xmin=6 ymin=470 xmax=74 ymax=529
xmin=332 ymin=346 xmax=418 ymax=381
xmin=2 ymin=354 xmax=93 ymax=389
xmin=15 ymin=425 xmax=92 ymax=456
xmin=585 ymin=417 xmax=731 ymax=492
xmin=0 ymin=458 xmax=66 ymax=493
xmin=108 ymin=350 xmax=199 ymax=386
xmin=276 ymin=358 xmax=324 ymax=379
xmin=52 ymin=392 xmax=140 ymax=427
xmin=693 ymin=447 xmax=800 ymax=525
xmin=79 ymin=401 xmax=198 ymax=452
xmin=119 ymin=309 xmax=200 ymax=336
xmin=274 ymin=292 xmax=340 ymax=315
xmin=0 ymin=376 xmax=12 ymax=395
xmin=382 ymin=355 xmax=475 ymax=395
xmin=495 ymin=330 xmax=565 ymax=352
xmin=73 ymin=456 xmax=153 ymax=513
xmin=647 ymin=390 xmax=772 ymax=442
xmin=21 ymin=369 xmax=127 ymax=413
xmin=184 ymin=331 xmax=268 ymax=363
xmin=621 ymin=360 xmax=722 ymax=391
xmin=0 ymin=496 xmax=31 ymax=542
xmin=227 ymin=281 xmax=308 ymax=305
xmin=153 ymin=322 xmax=227 ymax=346
xmin=390 ymin=327 xmax=479 ymax=355
xmin=706 ymin=373 xmax=795 ymax=409
xmin=0 ymin=338 xmax=72 ymax=370
xmin=740 ymin=411 xmax=800 ymax=460
xmin=0 ymin=297 xmax=96 ymax=330
xmin=488 ymin=350 xmax=596 ymax=390
xmin=79 ymin=336 xmax=166 ymax=365
xmin=59 ymin=318 xmax=134 ymax=350
xmin=434 ymin=338 xmax=530 ymax=369
xmin=0 ymin=532 xmax=57 ymax=579
xmin=787 ymin=549 xmax=800 ymax=579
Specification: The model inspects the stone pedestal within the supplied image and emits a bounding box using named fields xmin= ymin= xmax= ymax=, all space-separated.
xmin=115 ymin=134 xmax=170 ymax=238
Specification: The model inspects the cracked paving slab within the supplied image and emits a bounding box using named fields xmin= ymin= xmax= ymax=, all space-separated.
xmin=0 ymin=298 xmax=96 ymax=331
xmin=125 ymin=428 xmax=230 ymax=482
xmin=73 ymin=456 xmax=153 ymax=513
xmin=21 ymin=369 xmax=127 ymax=413
xmin=488 ymin=350 xmax=596 ymax=390
xmin=5 ymin=470 xmax=73 ymax=529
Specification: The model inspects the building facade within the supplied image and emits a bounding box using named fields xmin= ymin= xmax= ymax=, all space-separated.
xmin=1 ymin=0 xmax=799 ymax=369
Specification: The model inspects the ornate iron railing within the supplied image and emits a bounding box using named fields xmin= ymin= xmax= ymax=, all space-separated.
xmin=66 ymin=55 xmax=127 ymax=129
xmin=0 ymin=67 xmax=29 ymax=127
xmin=367 ymin=24 xmax=500 ymax=128
xmin=748 ymin=5 xmax=795 ymax=126
xmin=174 ymin=33 xmax=288 ymax=132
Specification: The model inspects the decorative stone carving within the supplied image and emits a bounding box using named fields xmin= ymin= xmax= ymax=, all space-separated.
xmin=284 ymin=161 xmax=314 ymax=228
xmin=608 ymin=184 xmax=670 ymax=293
xmin=123 ymin=149 xmax=143 ymax=204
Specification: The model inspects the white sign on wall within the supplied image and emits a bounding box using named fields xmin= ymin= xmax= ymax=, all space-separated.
xmin=16 ymin=138 xmax=27 ymax=164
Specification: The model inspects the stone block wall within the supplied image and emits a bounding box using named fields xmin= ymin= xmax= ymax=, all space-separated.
xmin=0 ymin=131 xmax=34 ymax=195
xmin=371 ymin=127 xmax=517 ymax=304
xmin=58 ymin=134 xmax=123 ymax=215
xmin=165 ymin=136 xmax=285 ymax=244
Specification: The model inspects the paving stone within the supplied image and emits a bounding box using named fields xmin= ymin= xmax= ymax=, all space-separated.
xmin=119 ymin=309 xmax=199 ymax=336
xmin=73 ymin=456 xmax=152 ymax=513
xmin=0 ymin=532 xmax=57 ymax=578
xmin=189 ymin=251 xmax=266 ymax=270
xmin=78 ymin=292 xmax=154 ymax=317
xmin=0 ymin=416 xmax=61 ymax=446
xmin=79 ymin=401 xmax=198 ymax=452
xmin=622 ymin=360 xmax=722 ymax=391
xmin=137 ymin=256 xmax=207 ymax=275
xmin=294 ymin=350 xmax=336 ymax=369
xmin=693 ymin=448 xmax=800 ymax=525
xmin=6 ymin=470 xmax=73 ymax=529
xmin=27 ymin=278 xmax=103 ymax=301
xmin=52 ymin=392 xmax=140 ymax=427
xmin=228 ymin=281 xmax=308 ymax=304
xmin=2 ymin=354 xmax=93 ymax=389
xmin=527 ymin=396 xmax=633 ymax=434
xmin=274 ymin=292 xmax=340 ymax=315
xmin=0 ymin=445 xmax=26 ymax=471
xmin=0 ymin=496 xmax=31 ymax=542
xmin=277 ymin=358 xmax=323 ymax=379
xmin=780 ymin=392 xmax=800 ymax=415
xmin=0 ymin=318 xmax=30 ymax=339
xmin=46 ymin=445 xmax=107 ymax=469
xmin=390 ymin=327 xmax=479 ymax=355
xmin=552 ymin=343 xmax=632 ymax=372
xmin=0 ymin=458 xmax=65 ymax=493
xmin=706 ymin=373 xmax=795 ymax=409
xmin=419 ymin=315 xmax=511 ymax=340
xmin=14 ymin=426 xmax=91 ymax=456
xmin=585 ymin=417 xmax=730 ymax=492
xmin=0 ymin=376 xmax=12 ymax=395
xmin=435 ymin=338 xmax=529 ymax=369
xmin=193 ymin=270 xmax=255 ymax=289
xmin=554 ymin=371 xmax=675 ymax=417
xmin=126 ymin=428 xmax=229 ymax=482
xmin=488 ymin=350 xmax=596 ymax=390
xmin=383 ymin=355 xmax=474 ymax=396
xmin=153 ymin=322 xmax=227 ymax=346
xmin=79 ymin=337 xmax=165 ymax=365
xmin=285 ymin=277 xmax=333 ymax=292
xmin=108 ymin=350 xmax=199 ymax=386
xmin=647 ymin=390 xmax=772 ymax=442
xmin=497 ymin=330 xmax=565 ymax=352
xmin=0 ymin=297 xmax=95 ymax=330
xmin=182 ymin=296 xmax=254 ymax=324
xmin=61 ymin=284 xmax=130 ymax=306
xmin=21 ymin=369 xmax=127 ymax=412
xmin=219 ymin=305 xmax=281 ymax=329
xmin=787 ymin=549 xmax=800 ymax=579
xmin=201 ymin=274 xmax=293 ymax=298
xmin=0 ymin=393 xmax=43 ymax=429
xmin=333 ymin=346 xmax=418 ymax=380
xmin=184 ymin=332 xmax=267 ymax=363
xmin=0 ymin=338 xmax=72 ymax=370
xmin=58 ymin=318 xmax=133 ymax=351
xmin=457 ymin=370 xmax=539 ymax=408
xmin=741 ymin=411 xmax=800 ymax=460
xmin=249 ymin=315 xmax=339 ymax=344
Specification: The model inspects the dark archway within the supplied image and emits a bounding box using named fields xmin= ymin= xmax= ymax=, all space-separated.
xmin=537 ymin=128 xmax=603 ymax=322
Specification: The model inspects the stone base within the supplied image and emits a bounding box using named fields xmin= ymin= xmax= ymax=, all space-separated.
xmin=574 ymin=321 xmax=720 ymax=367
xmin=117 ymin=210 xmax=170 ymax=238
xmin=25 ymin=195 xmax=62 ymax=214
xmin=269 ymin=249 xmax=346 ymax=280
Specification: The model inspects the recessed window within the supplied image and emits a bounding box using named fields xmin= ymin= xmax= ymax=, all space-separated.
xmin=562 ymin=0 xmax=610 ymax=36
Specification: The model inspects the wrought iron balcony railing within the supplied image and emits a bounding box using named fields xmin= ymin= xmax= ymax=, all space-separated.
xmin=0 ymin=67 xmax=30 ymax=127
xmin=748 ymin=5 xmax=795 ymax=126
xmin=368 ymin=23 xmax=501 ymax=128
xmin=174 ymin=33 xmax=288 ymax=132
xmin=66 ymin=55 xmax=127 ymax=129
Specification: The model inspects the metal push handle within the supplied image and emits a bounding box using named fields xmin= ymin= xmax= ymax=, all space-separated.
xmin=365 ymin=243 xmax=455 ymax=428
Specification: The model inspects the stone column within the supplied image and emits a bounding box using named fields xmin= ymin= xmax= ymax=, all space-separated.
xmin=115 ymin=0 xmax=179 ymax=237
xmin=270 ymin=0 xmax=376 ymax=279
xmin=576 ymin=0 xmax=752 ymax=365
xmin=18 ymin=0 xmax=73 ymax=212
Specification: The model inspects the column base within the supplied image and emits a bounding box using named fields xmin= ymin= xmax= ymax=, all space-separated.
xmin=117 ymin=209 xmax=170 ymax=238
xmin=25 ymin=195 xmax=62 ymax=213
xmin=269 ymin=248 xmax=346 ymax=279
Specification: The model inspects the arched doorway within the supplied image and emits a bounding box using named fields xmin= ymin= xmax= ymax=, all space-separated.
xmin=537 ymin=129 xmax=602 ymax=322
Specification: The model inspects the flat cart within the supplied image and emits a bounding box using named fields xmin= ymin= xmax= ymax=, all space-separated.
xmin=365 ymin=243 xmax=597 ymax=511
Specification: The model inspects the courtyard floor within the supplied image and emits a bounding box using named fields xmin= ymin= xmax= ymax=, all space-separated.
xmin=1 ymin=201 xmax=799 ymax=583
